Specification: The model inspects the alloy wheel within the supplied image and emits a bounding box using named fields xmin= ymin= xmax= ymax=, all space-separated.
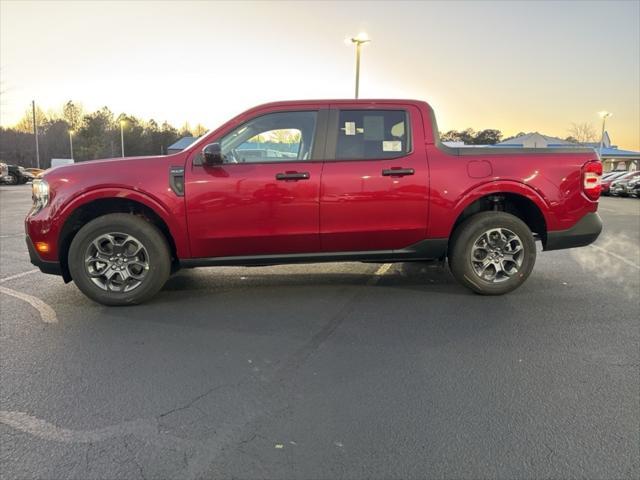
xmin=470 ymin=228 xmax=524 ymax=283
xmin=84 ymin=232 xmax=150 ymax=292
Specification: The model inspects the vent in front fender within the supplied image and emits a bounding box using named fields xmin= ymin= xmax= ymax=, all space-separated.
xmin=169 ymin=166 xmax=185 ymax=196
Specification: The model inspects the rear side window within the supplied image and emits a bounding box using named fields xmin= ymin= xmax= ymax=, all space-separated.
xmin=336 ymin=110 xmax=409 ymax=160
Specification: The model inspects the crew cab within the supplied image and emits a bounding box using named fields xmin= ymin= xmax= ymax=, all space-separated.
xmin=25 ymin=100 xmax=603 ymax=305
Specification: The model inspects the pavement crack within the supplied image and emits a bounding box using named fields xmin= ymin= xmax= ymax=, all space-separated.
xmin=157 ymin=383 xmax=231 ymax=420
xmin=124 ymin=436 xmax=147 ymax=480
xmin=272 ymin=290 xmax=361 ymax=381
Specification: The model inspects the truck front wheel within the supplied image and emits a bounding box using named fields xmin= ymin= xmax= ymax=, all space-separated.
xmin=448 ymin=212 xmax=536 ymax=295
xmin=68 ymin=213 xmax=171 ymax=305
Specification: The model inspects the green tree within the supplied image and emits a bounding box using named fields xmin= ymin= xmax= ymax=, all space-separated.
xmin=179 ymin=122 xmax=192 ymax=137
xmin=193 ymin=123 xmax=208 ymax=137
xmin=473 ymin=129 xmax=502 ymax=145
xmin=62 ymin=100 xmax=84 ymax=131
xmin=269 ymin=129 xmax=300 ymax=143
xmin=14 ymin=105 xmax=47 ymax=134
xmin=159 ymin=121 xmax=180 ymax=154
xmin=79 ymin=106 xmax=114 ymax=159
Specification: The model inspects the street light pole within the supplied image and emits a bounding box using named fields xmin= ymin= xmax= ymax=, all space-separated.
xmin=349 ymin=33 xmax=370 ymax=99
xmin=32 ymin=100 xmax=40 ymax=169
xmin=355 ymin=41 xmax=362 ymax=99
xmin=598 ymin=111 xmax=612 ymax=158
xmin=120 ymin=120 xmax=126 ymax=157
xmin=68 ymin=130 xmax=74 ymax=160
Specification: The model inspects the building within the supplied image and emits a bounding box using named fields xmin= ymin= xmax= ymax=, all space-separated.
xmin=167 ymin=136 xmax=197 ymax=155
xmin=496 ymin=132 xmax=575 ymax=148
xmin=495 ymin=132 xmax=639 ymax=172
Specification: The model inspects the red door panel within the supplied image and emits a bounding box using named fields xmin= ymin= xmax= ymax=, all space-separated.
xmin=320 ymin=105 xmax=429 ymax=252
xmin=185 ymin=162 xmax=322 ymax=258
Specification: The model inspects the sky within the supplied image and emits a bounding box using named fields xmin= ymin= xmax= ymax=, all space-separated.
xmin=1 ymin=0 xmax=639 ymax=149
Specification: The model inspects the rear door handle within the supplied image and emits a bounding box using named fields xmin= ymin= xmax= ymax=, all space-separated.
xmin=276 ymin=172 xmax=310 ymax=181
xmin=382 ymin=168 xmax=415 ymax=177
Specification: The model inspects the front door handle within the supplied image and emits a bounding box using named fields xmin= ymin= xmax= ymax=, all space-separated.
xmin=382 ymin=168 xmax=415 ymax=177
xmin=276 ymin=172 xmax=310 ymax=181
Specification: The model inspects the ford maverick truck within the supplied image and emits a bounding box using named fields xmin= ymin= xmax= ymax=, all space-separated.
xmin=26 ymin=100 xmax=603 ymax=305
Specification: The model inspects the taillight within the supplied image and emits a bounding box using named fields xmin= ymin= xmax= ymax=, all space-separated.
xmin=582 ymin=160 xmax=603 ymax=200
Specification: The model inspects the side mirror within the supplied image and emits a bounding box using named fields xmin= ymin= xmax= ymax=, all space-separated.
xmin=203 ymin=143 xmax=223 ymax=165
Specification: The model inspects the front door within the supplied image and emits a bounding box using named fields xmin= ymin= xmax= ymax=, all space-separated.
xmin=320 ymin=105 xmax=429 ymax=252
xmin=185 ymin=110 xmax=324 ymax=258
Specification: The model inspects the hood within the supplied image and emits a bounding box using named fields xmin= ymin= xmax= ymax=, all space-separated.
xmin=46 ymin=155 xmax=163 ymax=176
xmin=41 ymin=153 xmax=188 ymax=196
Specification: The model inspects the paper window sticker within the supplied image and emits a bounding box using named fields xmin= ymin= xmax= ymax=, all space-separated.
xmin=344 ymin=122 xmax=356 ymax=135
xmin=363 ymin=116 xmax=385 ymax=141
xmin=382 ymin=141 xmax=402 ymax=152
xmin=390 ymin=121 xmax=405 ymax=138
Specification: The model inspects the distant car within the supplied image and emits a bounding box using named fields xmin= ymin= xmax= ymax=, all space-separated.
xmin=610 ymin=171 xmax=640 ymax=197
xmin=602 ymin=171 xmax=624 ymax=180
xmin=0 ymin=162 xmax=8 ymax=182
xmin=601 ymin=171 xmax=629 ymax=195
xmin=1 ymin=165 xmax=35 ymax=185
xmin=627 ymin=177 xmax=640 ymax=198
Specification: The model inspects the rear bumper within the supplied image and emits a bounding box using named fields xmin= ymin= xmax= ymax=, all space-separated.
xmin=26 ymin=236 xmax=63 ymax=276
xmin=544 ymin=212 xmax=602 ymax=251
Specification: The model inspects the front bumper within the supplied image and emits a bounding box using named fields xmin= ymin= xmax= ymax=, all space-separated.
xmin=545 ymin=212 xmax=603 ymax=251
xmin=26 ymin=235 xmax=63 ymax=277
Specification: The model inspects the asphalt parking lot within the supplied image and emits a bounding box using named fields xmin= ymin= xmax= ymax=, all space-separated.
xmin=1 ymin=184 xmax=638 ymax=479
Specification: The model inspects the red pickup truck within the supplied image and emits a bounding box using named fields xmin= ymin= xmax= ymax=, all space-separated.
xmin=26 ymin=100 xmax=602 ymax=305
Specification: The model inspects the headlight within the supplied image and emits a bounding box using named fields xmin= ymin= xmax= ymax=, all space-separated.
xmin=31 ymin=178 xmax=49 ymax=214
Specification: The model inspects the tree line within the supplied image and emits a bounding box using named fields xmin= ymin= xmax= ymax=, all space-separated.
xmin=440 ymin=121 xmax=597 ymax=146
xmin=1 ymin=100 xmax=600 ymax=169
xmin=0 ymin=101 xmax=207 ymax=168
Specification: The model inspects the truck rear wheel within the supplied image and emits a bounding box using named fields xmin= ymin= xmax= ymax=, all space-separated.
xmin=448 ymin=212 xmax=536 ymax=295
xmin=68 ymin=213 xmax=170 ymax=305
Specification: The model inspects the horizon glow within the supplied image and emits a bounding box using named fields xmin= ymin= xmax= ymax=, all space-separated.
xmin=1 ymin=0 xmax=638 ymax=149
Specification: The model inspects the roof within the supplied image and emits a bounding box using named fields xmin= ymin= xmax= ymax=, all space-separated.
xmin=497 ymin=132 xmax=574 ymax=146
xmin=168 ymin=136 xmax=197 ymax=150
xmin=599 ymin=147 xmax=640 ymax=158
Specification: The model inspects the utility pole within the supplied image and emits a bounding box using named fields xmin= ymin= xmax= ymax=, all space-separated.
xmin=120 ymin=120 xmax=126 ymax=157
xmin=32 ymin=100 xmax=40 ymax=168
xmin=69 ymin=130 xmax=74 ymax=160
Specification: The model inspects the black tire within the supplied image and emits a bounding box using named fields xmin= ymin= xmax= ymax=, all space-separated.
xmin=448 ymin=212 xmax=536 ymax=295
xmin=68 ymin=213 xmax=171 ymax=305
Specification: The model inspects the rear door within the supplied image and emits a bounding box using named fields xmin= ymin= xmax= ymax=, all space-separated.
xmin=185 ymin=109 xmax=327 ymax=258
xmin=320 ymin=104 xmax=429 ymax=252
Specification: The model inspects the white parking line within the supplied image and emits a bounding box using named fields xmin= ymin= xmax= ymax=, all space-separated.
xmin=0 ymin=286 xmax=57 ymax=323
xmin=367 ymin=263 xmax=393 ymax=285
xmin=589 ymin=244 xmax=640 ymax=270
xmin=0 ymin=269 xmax=39 ymax=283
xmin=0 ymin=410 xmax=192 ymax=450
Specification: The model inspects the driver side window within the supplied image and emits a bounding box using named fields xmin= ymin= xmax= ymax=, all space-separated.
xmin=220 ymin=111 xmax=317 ymax=163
